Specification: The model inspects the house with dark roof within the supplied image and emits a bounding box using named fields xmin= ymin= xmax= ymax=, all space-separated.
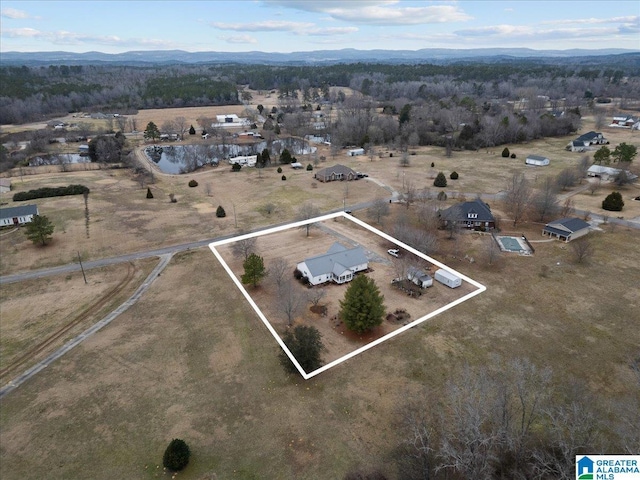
xmin=314 ymin=164 xmax=357 ymax=182
xmin=576 ymin=131 xmax=608 ymax=146
xmin=440 ymin=199 xmax=496 ymax=230
xmin=542 ymin=217 xmax=590 ymax=242
xmin=296 ymin=242 xmax=369 ymax=286
xmin=0 ymin=204 xmax=39 ymax=227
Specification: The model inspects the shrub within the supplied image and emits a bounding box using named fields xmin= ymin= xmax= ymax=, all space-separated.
xmin=293 ymin=268 xmax=304 ymax=280
xmin=430 ymin=162 xmax=435 ymax=168
xmin=502 ymin=147 xmax=510 ymax=158
xmin=281 ymin=175 xmax=287 ymax=181
xmin=277 ymin=166 xmax=282 ymax=173
xmin=433 ymin=172 xmax=447 ymax=188
xmin=450 ymin=171 xmax=459 ymax=180
xmin=146 ymin=188 xmax=153 ymax=199
xmin=231 ymin=163 xmax=241 ymax=171
xmin=511 ymin=153 xmax=517 ymax=159
xmin=602 ymin=191 xmax=624 ymax=211
xmin=306 ymin=164 xmax=313 ymax=171
xmin=13 ymin=184 xmax=90 ymax=202
xmin=188 ymin=179 xmax=198 ymax=187
xmin=437 ymin=191 xmax=448 ymax=201
xmin=216 ymin=205 xmax=226 ymax=217
xmin=163 ymin=439 xmax=190 ymax=472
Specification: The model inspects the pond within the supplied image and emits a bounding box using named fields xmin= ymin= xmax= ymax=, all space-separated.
xmin=29 ymin=153 xmax=91 ymax=167
xmin=144 ymin=138 xmax=316 ymax=174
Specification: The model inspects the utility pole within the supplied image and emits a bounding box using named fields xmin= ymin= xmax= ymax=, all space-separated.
xmin=77 ymin=251 xmax=87 ymax=284
xmin=233 ymin=203 xmax=237 ymax=228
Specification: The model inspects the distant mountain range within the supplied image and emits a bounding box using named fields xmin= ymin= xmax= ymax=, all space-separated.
xmin=1 ymin=48 xmax=638 ymax=66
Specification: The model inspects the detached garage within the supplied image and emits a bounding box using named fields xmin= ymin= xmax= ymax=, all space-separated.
xmin=542 ymin=217 xmax=590 ymax=242
xmin=525 ymin=154 xmax=550 ymax=166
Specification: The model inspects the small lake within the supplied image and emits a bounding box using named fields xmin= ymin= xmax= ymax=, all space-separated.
xmin=144 ymin=138 xmax=316 ymax=174
xmin=29 ymin=153 xmax=91 ymax=167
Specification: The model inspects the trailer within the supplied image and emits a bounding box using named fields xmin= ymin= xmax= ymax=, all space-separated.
xmin=347 ymin=148 xmax=365 ymax=156
xmin=228 ymin=155 xmax=257 ymax=167
xmin=434 ymin=269 xmax=462 ymax=288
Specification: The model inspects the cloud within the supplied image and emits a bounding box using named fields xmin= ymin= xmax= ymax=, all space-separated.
xmin=211 ymin=20 xmax=313 ymax=32
xmin=211 ymin=20 xmax=357 ymax=36
xmin=1 ymin=7 xmax=29 ymax=19
xmin=263 ymin=1 xmax=472 ymax=25
xmin=1 ymin=27 xmax=178 ymax=49
xmin=542 ymin=15 xmax=639 ymax=26
xmin=219 ymin=35 xmax=258 ymax=44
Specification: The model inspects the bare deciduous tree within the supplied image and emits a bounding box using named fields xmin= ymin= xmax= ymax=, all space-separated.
xmin=556 ymin=168 xmax=578 ymax=191
xmin=570 ymin=237 xmax=594 ymax=264
xmin=278 ymin=280 xmax=307 ymax=326
xmin=269 ymin=257 xmax=290 ymax=291
xmin=297 ymin=202 xmax=321 ymax=237
xmin=367 ymin=197 xmax=390 ymax=225
xmin=308 ymin=288 xmax=326 ymax=307
xmin=504 ymin=172 xmax=532 ymax=227
xmin=231 ymin=237 xmax=257 ymax=261
xmin=531 ymin=176 xmax=559 ymax=222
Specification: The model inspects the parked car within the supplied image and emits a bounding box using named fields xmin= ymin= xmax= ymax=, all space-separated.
xmin=387 ymin=249 xmax=400 ymax=258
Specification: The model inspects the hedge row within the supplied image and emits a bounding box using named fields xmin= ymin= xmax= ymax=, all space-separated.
xmin=13 ymin=184 xmax=90 ymax=201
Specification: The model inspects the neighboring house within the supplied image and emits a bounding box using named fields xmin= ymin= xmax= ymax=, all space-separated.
xmin=610 ymin=114 xmax=638 ymax=128
xmin=228 ymin=155 xmax=257 ymax=167
xmin=0 ymin=204 xmax=39 ymax=227
xmin=348 ymin=148 xmax=365 ymax=156
xmin=587 ymin=164 xmax=621 ymax=180
xmin=212 ymin=114 xmax=251 ymax=128
xmin=525 ymin=154 xmax=550 ymax=166
xmin=566 ymin=140 xmax=588 ymax=152
xmin=407 ymin=267 xmax=433 ymax=288
xmin=575 ymin=131 xmax=608 ymax=146
xmin=440 ymin=198 xmax=496 ymax=230
xmin=542 ymin=217 xmax=590 ymax=242
xmin=296 ymin=242 xmax=369 ymax=286
xmin=314 ymin=164 xmax=358 ymax=182
xmin=0 ymin=178 xmax=12 ymax=194
xmin=78 ymin=144 xmax=90 ymax=155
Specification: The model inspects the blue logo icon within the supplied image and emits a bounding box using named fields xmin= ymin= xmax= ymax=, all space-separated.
xmin=577 ymin=456 xmax=594 ymax=479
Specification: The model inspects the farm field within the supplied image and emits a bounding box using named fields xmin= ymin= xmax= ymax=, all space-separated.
xmin=0 ymin=220 xmax=638 ymax=479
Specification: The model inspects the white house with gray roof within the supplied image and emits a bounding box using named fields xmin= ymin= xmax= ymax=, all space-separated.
xmin=0 ymin=204 xmax=39 ymax=227
xmin=525 ymin=154 xmax=550 ymax=166
xmin=296 ymin=243 xmax=369 ymax=286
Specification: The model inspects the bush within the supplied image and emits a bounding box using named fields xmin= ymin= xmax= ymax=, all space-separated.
xmin=163 ymin=439 xmax=190 ymax=472
xmin=277 ymin=166 xmax=282 ymax=173
xmin=146 ymin=188 xmax=153 ymax=199
xmin=306 ymin=164 xmax=313 ymax=171
xmin=293 ymin=268 xmax=304 ymax=280
xmin=437 ymin=191 xmax=448 ymax=201
xmin=281 ymin=175 xmax=287 ymax=181
xmin=602 ymin=191 xmax=624 ymax=211
xmin=231 ymin=163 xmax=241 ymax=171
xmin=430 ymin=162 xmax=435 ymax=168
xmin=511 ymin=153 xmax=517 ymax=159
xmin=502 ymin=147 xmax=510 ymax=158
xmin=13 ymin=184 xmax=90 ymax=202
xmin=216 ymin=205 xmax=226 ymax=217
xmin=188 ymin=179 xmax=198 ymax=187
xmin=450 ymin=171 xmax=459 ymax=180
xmin=433 ymin=172 xmax=447 ymax=188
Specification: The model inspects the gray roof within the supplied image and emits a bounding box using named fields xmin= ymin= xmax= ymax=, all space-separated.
xmin=544 ymin=217 xmax=590 ymax=234
xmin=527 ymin=154 xmax=549 ymax=161
xmin=576 ymin=131 xmax=602 ymax=141
xmin=0 ymin=204 xmax=38 ymax=219
xmin=441 ymin=199 xmax=495 ymax=223
xmin=408 ymin=266 xmax=432 ymax=283
xmin=315 ymin=164 xmax=356 ymax=179
xmin=303 ymin=242 xmax=368 ymax=277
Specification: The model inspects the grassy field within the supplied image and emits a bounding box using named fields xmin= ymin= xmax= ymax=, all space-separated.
xmin=0 ymin=111 xmax=639 ymax=478
xmin=0 ymin=222 xmax=638 ymax=479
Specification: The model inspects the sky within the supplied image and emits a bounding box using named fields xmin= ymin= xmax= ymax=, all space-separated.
xmin=1 ymin=0 xmax=639 ymax=54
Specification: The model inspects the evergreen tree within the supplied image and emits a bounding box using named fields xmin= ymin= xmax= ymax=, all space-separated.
xmin=261 ymin=148 xmax=271 ymax=166
xmin=339 ymin=275 xmax=385 ymax=334
xmin=143 ymin=121 xmax=160 ymax=141
xmin=502 ymin=147 xmax=510 ymax=158
xmin=602 ymin=191 xmax=624 ymax=211
xmin=188 ymin=125 xmax=196 ymax=135
xmin=434 ymin=172 xmax=448 ymax=187
xmin=450 ymin=171 xmax=459 ymax=180
xmin=279 ymin=148 xmax=293 ymax=164
xmin=241 ymin=253 xmax=267 ymax=288
xmin=24 ymin=214 xmax=54 ymax=246
xmin=612 ymin=142 xmax=637 ymax=163
xmin=593 ymin=146 xmax=611 ymax=165
xmin=163 ymin=439 xmax=190 ymax=472
xmin=216 ymin=205 xmax=226 ymax=217
xmin=279 ymin=325 xmax=325 ymax=374
xmin=146 ymin=187 xmax=153 ymax=198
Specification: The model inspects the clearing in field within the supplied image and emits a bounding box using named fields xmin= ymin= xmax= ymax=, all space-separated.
xmin=209 ymin=212 xmax=486 ymax=379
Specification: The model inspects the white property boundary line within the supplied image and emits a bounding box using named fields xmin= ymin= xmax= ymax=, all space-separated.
xmin=209 ymin=212 xmax=486 ymax=380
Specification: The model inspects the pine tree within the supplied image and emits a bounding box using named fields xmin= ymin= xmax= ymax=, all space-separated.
xmin=339 ymin=275 xmax=385 ymax=334
xmin=188 ymin=125 xmax=196 ymax=135
xmin=24 ymin=214 xmax=54 ymax=246
xmin=143 ymin=121 xmax=160 ymax=141
xmin=602 ymin=191 xmax=624 ymax=211
xmin=434 ymin=172 xmax=448 ymax=188
xmin=279 ymin=325 xmax=325 ymax=374
xmin=163 ymin=439 xmax=190 ymax=472
xmin=146 ymin=187 xmax=153 ymax=198
xmin=216 ymin=205 xmax=226 ymax=217
xmin=241 ymin=253 xmax=267 ymax=288
xmin=502 ymin=147 xmax=510 ymax=158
